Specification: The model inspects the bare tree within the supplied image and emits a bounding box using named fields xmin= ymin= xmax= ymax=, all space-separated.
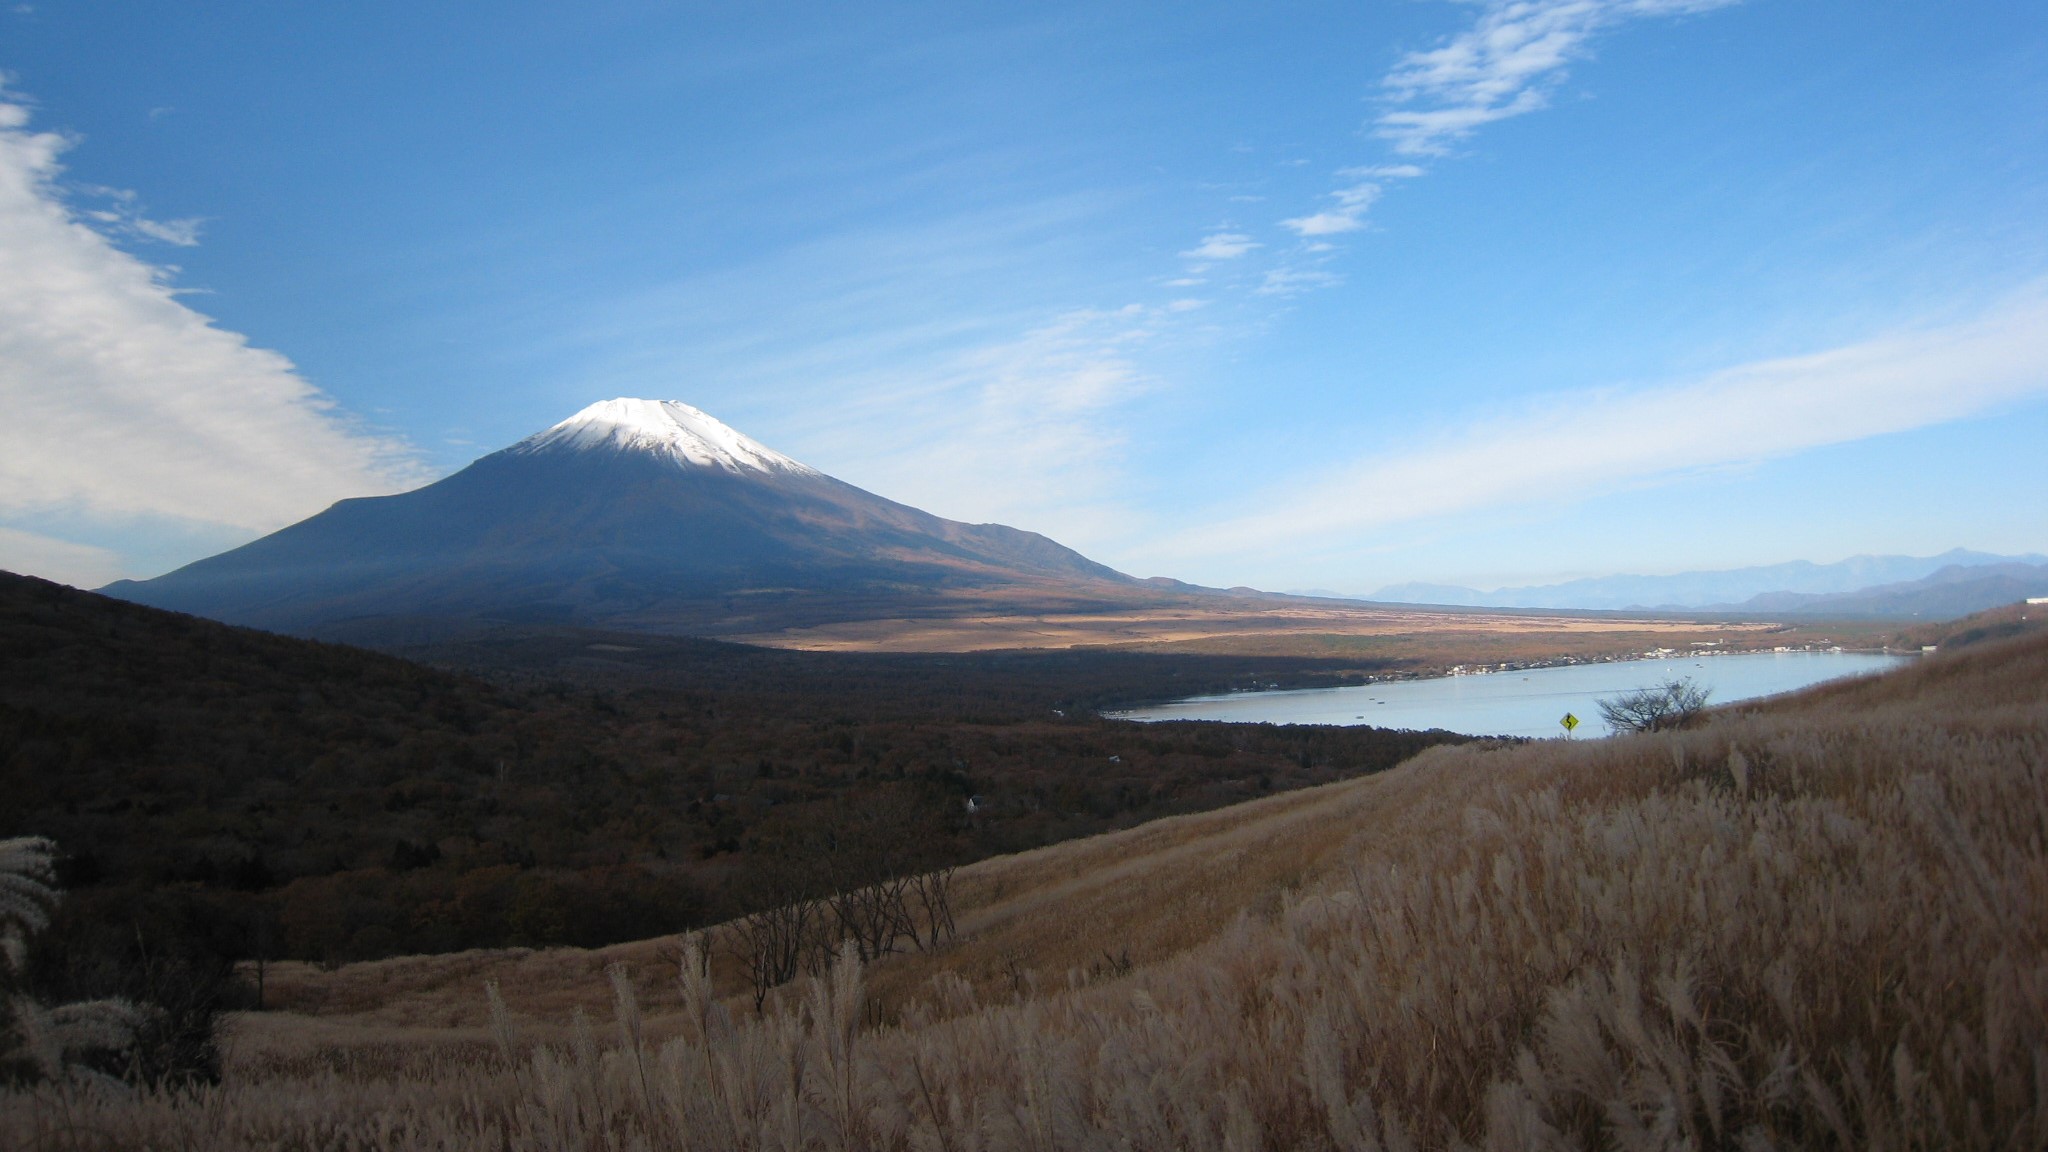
xmin=1597 ymin=677 xmax=1712 ymax=733
xmin=719 ymin=842 xmax=831 ymax=1010
xmin=826 ymin=875 xmax=916 ymax=962
xmin=721 ymin=896 xmax=823 ymax=1011
xmin=807 ymin=786 xmax=961 ymax=961
xmin=723 ymin=785 xmax=967 ymax=1005
xmin=905 ymin=866 xmax=958 ymax=951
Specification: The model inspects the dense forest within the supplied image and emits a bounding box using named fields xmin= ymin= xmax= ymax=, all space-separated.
xmin=0 ymin=573 xmax=1467 ymax=969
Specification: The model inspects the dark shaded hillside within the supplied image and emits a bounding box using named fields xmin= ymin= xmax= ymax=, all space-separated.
xmin=1887 ymin=598 xmax=2048 ymax=653
xmin=0 ymin=572 xmax=1464 ymax=965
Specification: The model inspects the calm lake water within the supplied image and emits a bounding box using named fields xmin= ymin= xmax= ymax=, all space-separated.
xmin=1108 ymin=650 xmax=1910 ymax=738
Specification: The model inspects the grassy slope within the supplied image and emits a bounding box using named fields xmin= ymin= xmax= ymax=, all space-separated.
xmin=66 ymin=628 xmax=2036 ymax=1150
xmin=267 ymin=625 xmax=2046 ymax=1022
xmin=8 ymin=610 xmax=2039 ymax=1147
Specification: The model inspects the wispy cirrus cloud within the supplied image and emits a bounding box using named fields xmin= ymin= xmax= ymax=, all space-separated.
xmin=1256 ymin=267 xmax=1343 ymax=297
xmin=1280 ymin=183 xmax=1379 ymax=237
xmin=77 ymin=184 xmax=204 ymax=246
xmin=1255 ymin=1 xmax=1736 ymax=292
xmin=1139 ymin=291 xmax=2048 ymax=568
xmin=839 ymin=2 xmax=1751 ymax=543
xmin=0 ymin=98 xmax=423 ymax=584
xmin=1377 ymin=0 xmax=1739 ymax=156
xmin=558 ymin=187 xmax=1195 ymax=552
xmin=787 ymin=301 xmax=1185 ymax=548
xmin=1181 ymin=231 xmax=1259 ymax=260
xmin=1279 ymin=166 xmax=1424 ymax=238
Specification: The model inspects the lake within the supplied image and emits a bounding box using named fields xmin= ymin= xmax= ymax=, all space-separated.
xmin=1107 ymin=650 xmax=1911 ymax=738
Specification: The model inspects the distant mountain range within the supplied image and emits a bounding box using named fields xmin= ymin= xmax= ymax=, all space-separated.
xmin=105 ymin=399 xmax=1143 ymax=638
xmin=1363 ymin=549 xmax=2048 ymax=617
xmin=1731 ymin=562 xmax=2048 ymax=619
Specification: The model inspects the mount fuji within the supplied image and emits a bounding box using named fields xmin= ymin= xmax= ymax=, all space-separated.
xmin=104 ymin=399 xmax=1140 ymax=638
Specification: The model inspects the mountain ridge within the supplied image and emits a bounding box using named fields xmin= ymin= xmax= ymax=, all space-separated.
xmin=1362 ymin=548 xmax=2046 ymax=613
xmin=1728 ymin=561 xmax=2048 ymax=618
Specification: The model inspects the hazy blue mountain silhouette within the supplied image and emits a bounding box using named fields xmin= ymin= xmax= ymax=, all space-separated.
xmin=1367 ymin=549 xmax=2047 ymax=613
xmin=1729 ymin=562 xmax=2048 ymax=619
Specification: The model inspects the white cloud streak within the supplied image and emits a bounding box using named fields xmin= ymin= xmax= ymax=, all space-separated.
xmin=1260 ymin=0 xmax=1735 ymax=282
xmin=1377 ymin=0 xmax=1740 ymax=156
xmin=1280 ymin=181 xmax=1381 ymax=237
xmin=1181 ymin=232 xmax=1259 ymax=260
xmin=1256 ymin=267 xmax=1342 ymax=296
xmin=0 ymin=100 xmax=422 ymax=579
xmin=1280 ymin=166 xmax=1426 ymax=239
xmin=1147 ymin=293 xmax=2048 ymax=564
xmin=792 ymin=304 xmax=1174 ymax=548
xmin=78 ymin=185 xmax=204 ymax=247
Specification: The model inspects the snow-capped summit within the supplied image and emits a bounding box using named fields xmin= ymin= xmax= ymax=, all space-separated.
xmin=513 ymin=398 xmax=816 ymax=476
xmin=105 ymin=396 xmax=1132 ymax=637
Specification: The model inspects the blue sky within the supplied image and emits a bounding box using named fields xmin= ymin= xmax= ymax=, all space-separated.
xmin=2 ymin=0 xmax=2045 ymax=593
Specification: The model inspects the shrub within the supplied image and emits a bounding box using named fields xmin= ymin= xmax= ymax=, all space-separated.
xmin=1597 ymin=675 xmax=1711 ymax=732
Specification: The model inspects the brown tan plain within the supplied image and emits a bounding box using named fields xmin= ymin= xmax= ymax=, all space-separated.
xmin=723 ymin=591 xmax=1788 ymax=654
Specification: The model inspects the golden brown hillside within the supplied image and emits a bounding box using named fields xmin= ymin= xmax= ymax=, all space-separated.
xmin=8 ymin=632 xmax=2045 ymax=1150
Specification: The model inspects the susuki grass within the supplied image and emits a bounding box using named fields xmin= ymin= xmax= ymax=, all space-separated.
xmin=4 ymin=635 xmax=2044 ymax=1150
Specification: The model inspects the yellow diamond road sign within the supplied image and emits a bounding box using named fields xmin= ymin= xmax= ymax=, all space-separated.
xmin=1560 ymin=712 xmax=1580 ymax=733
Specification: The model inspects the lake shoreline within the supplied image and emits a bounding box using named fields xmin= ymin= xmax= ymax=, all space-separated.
xmin=1107 ymin=649 xmax=1913 ymax=737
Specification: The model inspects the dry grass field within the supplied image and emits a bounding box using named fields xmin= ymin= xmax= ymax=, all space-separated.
xmin=6 ymin=631 xmax=2043 ymax=1150
xmin=723 ymin=592 xmax=1794 ymax=656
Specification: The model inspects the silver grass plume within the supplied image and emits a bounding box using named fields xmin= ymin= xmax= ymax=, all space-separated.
xmin=9 ymin=995 xmax=147 ymax=1082
xmin=485 ymin=979 xmax=517 ymax=1064
xmin=2 ymin=837 xmax=145 ymax=1080
xmin=0 ymin=836 xmax=59 ymax=974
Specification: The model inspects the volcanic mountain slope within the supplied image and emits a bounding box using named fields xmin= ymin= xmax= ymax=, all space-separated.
xmin=106 ymin=399 xmax=1136 ymax=637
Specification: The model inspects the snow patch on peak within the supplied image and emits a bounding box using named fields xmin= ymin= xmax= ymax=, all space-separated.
xmin=514 ymin=399 xmax=816 ymax=476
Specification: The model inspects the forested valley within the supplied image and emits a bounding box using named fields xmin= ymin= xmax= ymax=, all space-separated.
xmin=0 ymin=572 xmax=1466 ymax=974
